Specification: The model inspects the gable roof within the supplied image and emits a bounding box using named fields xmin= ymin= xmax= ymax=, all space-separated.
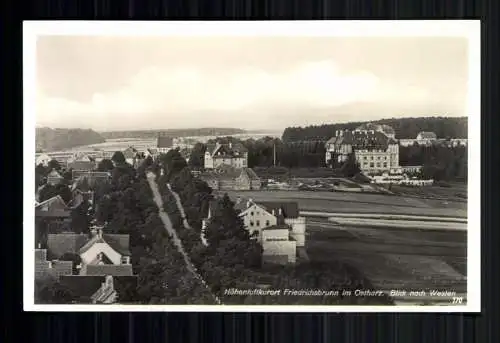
xmin=255 ymin=201 xmax=300 ymax=219
xmin=157 ymin=136 xmax=174 ymax=148
xmin=122 ymin=147 xmax=138 ymax=159
xmin=35 ymin=195 xmax=68 ymax=210
xmin=207 ymin=142 xmax=248 ymax=157
xmin=78 ymin=234 xmax=131 ymax=256
xmin=47 ymin=233 xmax=90 ymax=258
xmin=82 ymin=264 xmax=134 ymax=276
xmin=326 ymin=130 xmax=392 ymax=150
xmin=240 ymin=168 xmax=260 ymax=181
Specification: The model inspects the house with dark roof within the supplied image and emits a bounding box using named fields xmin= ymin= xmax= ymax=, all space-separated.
xmin=58 ymin=275 xmax=138 ymax=304
xmin=46 ymin=227 xmax=133 ymax=277
xmin=35 ymin=248 xmax=73 ymax=280
xmin=67 ymin=154 xmax=97 ymax=172
xmin=157 ymin=135 xmax=174 ymax=154
xmin=202 ymin=197 xmax=306 ymax=264
xmin=72 ymin=170 xmax=111 ymax=184
xmin=325 ymin=125 xmax=400 ymax=174
xmin=204 ymin=142 xmax=248 ymax=169
xmin=199 ymin=166 xmax=261 ymax=191
xmin=47 ymin=169 xmax=64 ymax=186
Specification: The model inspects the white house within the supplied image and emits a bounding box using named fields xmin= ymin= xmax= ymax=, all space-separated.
xmin=202 ymin=198 xmax=306 ymax=264
xmin=204 ymin=142 xmax=248 ymax=170
xmin=325 ymin=124 xmax=399 ymax=175
xmin=36 ymin=153 xmax=52 ymax=167
xmin=47 ymin=226 xmax=133 ymax=277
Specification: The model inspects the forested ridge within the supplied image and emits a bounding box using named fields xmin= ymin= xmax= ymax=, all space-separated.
xmin=36 ymin=127 xmax=106 ymax=152
xmin=282 ymin=117 xmax=468 ymax=142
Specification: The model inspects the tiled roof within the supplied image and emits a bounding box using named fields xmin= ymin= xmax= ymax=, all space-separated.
xmin=36 ymin=195 xmax=68 ymax=210
xmin=47 ymin=233 xmax=90 ymax=258
xmin=103 ymin=234 xmax=131 ymax=255
xmin=68 ymin=161 xmax=96 ymax=171
xmin=207 ymin=142 xmax=248 ymax=157
xmin=326 ymin=130 xmax=393 ymax=150
xmin=47 ymin=169 xmax=62 ymax=178
xmin=240 ymin=168 xmax=260 ymax=181
xmin=157 ymin=136 xmax=174 ymax=148
xmin=255 ymin=201 xmax=300 ymax=219
xmin=78 ymin=234 xmax=131 ymax=256
xmin=82 ymin=264 xmax=134 ymax=276
xmin=59 ymin=275 xmax=105 ymax=298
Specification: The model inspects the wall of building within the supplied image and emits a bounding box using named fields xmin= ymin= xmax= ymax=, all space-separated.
xmin=240 ymin=204 xmax=277 ymax=241
xmin=262 ymin=241 xmax=297 ymax=264
xmin=285 ymin=217 xmax=306 ymax=247
xmin=80 ymin=243 xmax=122 ymax=265
xmin=262 ymin=228 xmax=290 ymax=241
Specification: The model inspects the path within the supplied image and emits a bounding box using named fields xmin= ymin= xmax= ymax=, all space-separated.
xmin=146 ymin=172 xmax=222 ymax=305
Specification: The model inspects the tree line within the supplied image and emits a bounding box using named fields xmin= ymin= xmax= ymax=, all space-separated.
xmin=281 ymin=116 xmax=468 ymax=142
xmin=187 ymin=135 xmax=467 ymax=182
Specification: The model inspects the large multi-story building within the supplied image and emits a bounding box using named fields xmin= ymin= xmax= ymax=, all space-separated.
xmin=204 ymin=142 xmax=248 ymax=169
xmin=325 ymin=123 xmax=399 ymax=174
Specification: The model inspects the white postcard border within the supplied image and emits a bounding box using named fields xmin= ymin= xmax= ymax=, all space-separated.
xmin=23 ymin=20 xmax=481 ymax=312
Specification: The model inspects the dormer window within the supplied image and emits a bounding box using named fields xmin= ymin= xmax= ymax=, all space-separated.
xmin=121 ymin=256 xmax=130 ymax=264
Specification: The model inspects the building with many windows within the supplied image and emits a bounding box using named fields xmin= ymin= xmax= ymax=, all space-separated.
xmin=325 ymin=123 xmax=400 ymax=175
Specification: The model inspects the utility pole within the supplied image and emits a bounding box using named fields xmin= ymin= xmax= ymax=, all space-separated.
xmin=273 ymin=142 xmax=276 ymax=166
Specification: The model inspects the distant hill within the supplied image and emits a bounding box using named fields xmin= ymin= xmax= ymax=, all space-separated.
xmin=282 ymin=116 xmax=468 ymax=142
xmin=36 ymin=127 xmax=106 ymax=152
xmin=99 ymin=128 xmax=247 ymax=139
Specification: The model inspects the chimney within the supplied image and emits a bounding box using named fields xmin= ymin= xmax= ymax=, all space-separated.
xmin=229 ymin=142 xmax=232 ymax=149
xmin=37 ymin=243 xmax=41 ymax=249
xmin=279 ymin=208 xmax=283 ymax=215
xmin=272 ymin=209 xmax=275 ymax=215
xmin=97 ymin=227 xmax=102 ymax=239
xmin=90 ymin=227 xmax=97 ymax=237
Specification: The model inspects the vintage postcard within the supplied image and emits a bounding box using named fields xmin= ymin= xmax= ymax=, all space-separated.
xmin=23 ymin=20 xmax=480 ymax=312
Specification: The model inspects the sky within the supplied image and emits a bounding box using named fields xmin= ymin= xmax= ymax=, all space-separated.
xmin=35 ymin=35 xmax=469 ymax=131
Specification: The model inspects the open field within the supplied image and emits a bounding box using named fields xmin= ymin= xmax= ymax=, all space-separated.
xmin=328 ymin=218 xmax=467 ymax=231
xmin=224 ymin=190 xmax=467 ymax=218
xmin=305 ymin=218 xmax=467 ymax=295
xmin=387 ymin=183 xmax=467 ymax=201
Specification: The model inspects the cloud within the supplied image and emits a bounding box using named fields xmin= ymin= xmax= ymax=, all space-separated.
xmin=36 ymin=60 xmax=431 ymax=130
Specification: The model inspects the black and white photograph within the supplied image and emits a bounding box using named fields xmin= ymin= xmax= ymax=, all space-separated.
xmin=24 ymin=21 xmax=480 ymax=311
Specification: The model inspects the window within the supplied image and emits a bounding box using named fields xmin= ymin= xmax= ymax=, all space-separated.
xmin=371 ymin=156 xmax=374 ymax=160
xmin=256 ymin=220 xmax=260 ymax=226
xmin=370 ymin=163 xmax=374 ymax=168
xmin=377 ymin=156 xmax=381 ymax=160
xmin=250 ymin=221 xmax=254 ymax=226
xmin=363 ymin=156 xmax=367 ymax=160
xmin=383 ymin=163 xmax=387 ymax=168
xmin=250 ymin=212 xmax=254 ymax=216
xmin=384 ymin=156 xmax=387 ymax=160
xmin=121 ymin=256 xmax=129 ymax=264
xmin=265 ymin=220 xmax=270 ymax=226
xmin=376 ymin=163 xmax=381 ymax=167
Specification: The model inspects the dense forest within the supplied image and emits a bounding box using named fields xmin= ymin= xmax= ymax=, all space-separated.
xmin=282 ymin=117 xmax=468 ymax=142
xmin=36 ymin=127 xmax=106 ymax=152
xmin=100 ymin=128 xmax=247 ymax=139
